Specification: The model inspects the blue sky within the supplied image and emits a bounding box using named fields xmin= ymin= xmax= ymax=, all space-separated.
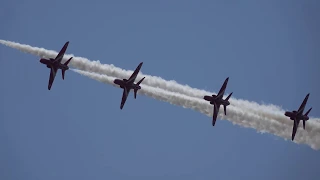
xmin=1 ymin=0 xmax=319 ymax=179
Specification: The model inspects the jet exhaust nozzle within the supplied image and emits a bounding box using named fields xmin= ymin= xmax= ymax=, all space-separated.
xmin=204 ymin=96 xmax=212 ymax=101
xmin=40 ymin=58 xmax=46 ymax=64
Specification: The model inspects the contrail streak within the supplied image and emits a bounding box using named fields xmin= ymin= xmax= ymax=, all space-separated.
xmin=0 ymin=39 xmax=316 ymax=126
xmin=72 ymin=69 xmax=320 ymax=150
xmin=0 ymin=40 xmax=285 ymax=116
xmin=1 ymin=39 xmax=320 ymax=149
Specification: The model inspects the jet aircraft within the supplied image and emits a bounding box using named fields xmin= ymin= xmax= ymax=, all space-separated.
xmin=284 ymin=93 xmax=312 ymax=141
xmin=203 ymin=77 xmax=233 ymax=126
xmin=40 ymin=41 xmax=73 ymax=90
xmin=113 ymin=62 xmax=145 ymax=109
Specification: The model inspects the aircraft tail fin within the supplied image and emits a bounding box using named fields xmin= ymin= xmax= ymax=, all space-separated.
xmin=225 ymin=92 xmax=233 ymax=101
xmin=134 ymin=89 xmax=138 ymax=99
xmin=62 ymin=57 xmax=72 ymax=80
xmin=62 ymin=70 xmax=66 ymax=80
xmin=134 ymin=77 xmax=145 ymax=99
xmin=303 ymin=107 xmax=312 ymax=130
xmin=137 ymin=77 xmax=145 ymax=85
xmin=305 ymin=107 xmax=312 ymax=116
xmin=64 ymin=57 xmax=73 ymax=66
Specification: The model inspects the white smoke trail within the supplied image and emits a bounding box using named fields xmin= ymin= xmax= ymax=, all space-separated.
xmin=2 ymin=39 xmax=319 ymax=129
xmin=1 ymin=39 xmax=320 ymax=149
xmin=0 ymin=39 xmax=286 ymax=116
xmin=72 ymin=69 xmax=320 ymax=150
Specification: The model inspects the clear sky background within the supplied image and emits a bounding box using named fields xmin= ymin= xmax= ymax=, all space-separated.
xmin=1 ymin=0 xmax=319 ymax=179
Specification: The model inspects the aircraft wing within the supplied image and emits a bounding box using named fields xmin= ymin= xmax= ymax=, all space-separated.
xmin=216 ymin=77 xmax=229 ymax=99
xmin=48 ymin=66 xmax=58 ymax=90
xmin=120 ymin=86 xmax=130 ymax=109
xmin=212 ymin=103 xmax=220 ymax=126
xmin=127 ymin=62 xmax=143 ymax=84
xmin=291 ymin=118 xmax=300 ymax=141
xmin=54 ymin=41 xmax=69 ymax=63
xmin=297 ymin=93 xmax=310 ymax=114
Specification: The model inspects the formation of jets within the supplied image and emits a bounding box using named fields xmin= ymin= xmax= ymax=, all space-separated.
xmin=38 ymin=41 xmax=312 ymax=141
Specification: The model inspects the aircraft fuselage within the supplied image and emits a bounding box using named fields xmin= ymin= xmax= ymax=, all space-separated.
xmin=204 ymin=95 xmax=230 ymax=106
xmin=285 ymin=111 xmax=309 ymax=121
xmin=113 ymin=79 xmax=141 ymax=90
xmin=40 ymin=58 xmax=69 ymax=71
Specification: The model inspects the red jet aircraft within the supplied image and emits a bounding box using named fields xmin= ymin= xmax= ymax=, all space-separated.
xmin=285 ymin=93 xmax=312 ymax=141
xmin=203 ymin=77 xmax=233 ymax=126
xmin=113 ymin=62 xmax=145 ymax=109
xmin=40 ymin=41 xmax=73 ymax=90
